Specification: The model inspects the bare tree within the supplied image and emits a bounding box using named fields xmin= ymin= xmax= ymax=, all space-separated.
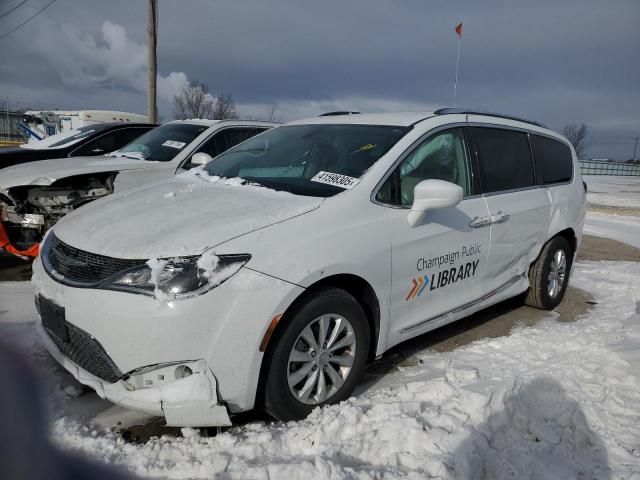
xmin=173 ymin=81 xmax=215 ymax=120
xmin=242 ymin=103 xmax=282 ymax=122
xmin=263 ymin=103 xmax=281 ymax=122
xmin=212 ymin=93 xmax=237 ymax=120
xmin=562 ymin=123 xmax=589 ymax=159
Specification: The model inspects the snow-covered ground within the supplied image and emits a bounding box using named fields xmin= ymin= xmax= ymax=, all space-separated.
xmin=1 ymin=176 xmax=639 ymax=479
xmin=585 ymin=212 xmax=640 ymax=249
xmin=4 ymin=259 xmax=640 ymax=479
xmin=585 ymin=175 xmax=640 ymax=248
xmin=585 ymin=175 xmax=640 ymax=209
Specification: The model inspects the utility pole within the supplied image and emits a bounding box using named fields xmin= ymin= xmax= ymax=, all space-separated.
xmin=147 ymin=0 xmax=158 ymax=123
xmin=634 ymin=136 xmax=638 ymax=162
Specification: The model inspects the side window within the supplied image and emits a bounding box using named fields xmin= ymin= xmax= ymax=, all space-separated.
xmin=472 ymin=127 xmax=535 ymax=193
xmin=196 ymin=128 xmax=266 ymax=159
xmin=70 ymin=128 xmax=149 ymax=156
xmin=376 ymin=128 xmax=472 ymax=206
xmin=531 ymin=134 xmax=573 ymax=184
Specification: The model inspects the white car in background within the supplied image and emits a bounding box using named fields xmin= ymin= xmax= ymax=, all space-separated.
xmin=32 ymin=109 xmax=586 ymax=427
xmin=0 ymin=119 xmax=276 ymax=250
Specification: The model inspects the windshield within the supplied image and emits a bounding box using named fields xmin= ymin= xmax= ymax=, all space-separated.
xmin=20 ymin=125 xmax=106 ymax=149
xmin=114 ymin=123 xmax=209 ymax=161
xmin=203 ymin=124 xmax=409 ymax=197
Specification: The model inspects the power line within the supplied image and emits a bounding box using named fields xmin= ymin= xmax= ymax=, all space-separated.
xmin=0 ymin=0 xmax=56 ymax=41
xmin=0 ymin=0 xmax=28 ymax=19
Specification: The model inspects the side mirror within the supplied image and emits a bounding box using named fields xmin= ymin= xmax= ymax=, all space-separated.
xmin=190 ymin=152 xmax=213 ymax=167
xmin=407 ymin=179 xmax=463 ymax=226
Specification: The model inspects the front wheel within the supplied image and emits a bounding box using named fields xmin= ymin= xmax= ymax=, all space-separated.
xmin=525 ymin=236 xmax=572 ymax=310
xmin=260 ymin=288 xmax=370 ymax=421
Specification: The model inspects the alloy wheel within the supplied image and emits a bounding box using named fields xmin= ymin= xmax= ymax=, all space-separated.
xmin=547 ymin=249 xmax=567 ymax=298
xmin=287 ymin=313 xmax=357 ymax=405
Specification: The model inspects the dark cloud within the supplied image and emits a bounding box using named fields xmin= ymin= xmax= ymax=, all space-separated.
xmin=0 ymin=0 xmax=638 ymax=158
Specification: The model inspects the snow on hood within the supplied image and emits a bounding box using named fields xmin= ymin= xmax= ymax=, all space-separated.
xmin=0 ymin=156 xmax=152 ymax=190
xmin=53 ymin=176 xmax=323 ymax=258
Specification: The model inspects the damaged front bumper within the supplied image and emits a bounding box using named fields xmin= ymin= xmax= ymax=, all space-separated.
xmin=36 ymin=322 xmax=231 ymax=427
xmin=1 ymin=191 xmax=44 ymax=256
xmin=1 ymin=210 xmax=44 ymax=228
xmin=0 ymin=191 xmax=44 ymax=229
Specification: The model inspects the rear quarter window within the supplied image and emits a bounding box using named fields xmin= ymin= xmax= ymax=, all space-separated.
xmin=531 ymin=135 xmax=573 ymax=184
xmin=472 ymin=127 xmax=535 ymax=193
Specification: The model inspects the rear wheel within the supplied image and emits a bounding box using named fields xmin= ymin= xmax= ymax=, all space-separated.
xmin=260 ymin=288 xmax=370 ymax=421
xmin=525 ymin=236 xmax=572 ymax=309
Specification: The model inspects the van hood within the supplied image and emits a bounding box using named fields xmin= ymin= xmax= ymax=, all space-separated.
xmin=53 ymin=175 xmax=323 ymax=258
xmin=0 ymin=156 xmax=153 ymax=190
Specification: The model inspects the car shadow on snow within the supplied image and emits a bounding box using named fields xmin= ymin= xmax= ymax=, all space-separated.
xmin=449 ymin=377 xmax=611 ymax=479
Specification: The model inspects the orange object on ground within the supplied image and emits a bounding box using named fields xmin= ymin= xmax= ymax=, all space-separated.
xmin=0 ymin=222 xmax=39 ymax=258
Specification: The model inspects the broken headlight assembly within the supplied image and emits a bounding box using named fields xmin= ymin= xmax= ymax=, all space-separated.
xmin=106 ymin=253 xmax=251 ymax=299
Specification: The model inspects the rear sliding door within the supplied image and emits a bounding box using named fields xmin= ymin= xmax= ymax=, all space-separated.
xmin=470 ymin=125 xmax=551 ymax=299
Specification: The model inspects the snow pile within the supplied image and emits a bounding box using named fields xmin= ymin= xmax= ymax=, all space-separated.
xmin=109 ymin=151 xmax=147 ymax=161
xmin=39 ymin=260 xmax=640 ymax=479
xmin=191 ymin=171 xmax=270 ymax=190
xmin=195 ymin=250 xmax=219 ymax=276
xmin=197 ymin=250 xmax=249 ymax=291
xmin=223 ymin=177 xmax=247 ymax=187
xmin=145 ymin=257 xmax=170 ymax=301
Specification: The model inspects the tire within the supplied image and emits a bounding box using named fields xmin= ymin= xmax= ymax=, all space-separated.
xmin=260 ymin=288 xmax=370 ymax=422
xmin=525 ymin=236 xmax=572 ymax=310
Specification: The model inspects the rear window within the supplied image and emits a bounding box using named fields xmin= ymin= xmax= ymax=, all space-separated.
xmin=472 ymin=127 xmax=535 ymax=193
xmin=531 ymin=135 xmax=573 ymax=184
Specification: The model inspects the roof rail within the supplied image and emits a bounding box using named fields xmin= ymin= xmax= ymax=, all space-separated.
xmin=434 ymin=108 xmax=547 ymax=128
xmin=319 ymin=111 xmax=361 ymax=117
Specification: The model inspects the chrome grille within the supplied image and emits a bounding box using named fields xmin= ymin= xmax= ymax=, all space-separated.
xmin=43 ymin=234 xmax=146 ymax=286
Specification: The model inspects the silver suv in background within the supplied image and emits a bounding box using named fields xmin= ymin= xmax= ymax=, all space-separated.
xmin=0 ymin=119 xmax=277 ymax=252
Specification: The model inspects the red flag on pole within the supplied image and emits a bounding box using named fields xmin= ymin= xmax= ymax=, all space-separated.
xmin=455 ymin=22 xmax=463 ymax=37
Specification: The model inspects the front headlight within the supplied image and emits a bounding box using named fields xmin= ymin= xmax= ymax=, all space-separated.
xmin=105 ymin=252 xmax=251 ymax=299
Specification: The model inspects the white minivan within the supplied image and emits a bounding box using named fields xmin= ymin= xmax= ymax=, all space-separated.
xmin=32 ymin=110 xmax=586 ymax=426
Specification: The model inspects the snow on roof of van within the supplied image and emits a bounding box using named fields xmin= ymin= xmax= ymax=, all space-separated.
xmin=287 ymin=112 xmax=436 ymax=127
xmin=168 ymin=119 xmax=222 ymax=127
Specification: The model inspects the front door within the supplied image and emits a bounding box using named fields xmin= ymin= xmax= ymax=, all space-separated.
xmin=376 ymin=127 xmax=491 ymax=345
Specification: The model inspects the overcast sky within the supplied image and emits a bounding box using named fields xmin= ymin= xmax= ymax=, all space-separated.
xmin=0 ymin=0 xmax=638 ymax=159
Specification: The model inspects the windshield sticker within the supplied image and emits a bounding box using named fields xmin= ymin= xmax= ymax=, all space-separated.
xmin=311 ymin=171 xmax=360 ymax=190
xmin=162 ymin=140 xmax=186 ymax=149
xmin=353 ymin=143 xmax=376 ymax=153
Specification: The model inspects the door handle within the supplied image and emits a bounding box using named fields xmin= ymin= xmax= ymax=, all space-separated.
xmin=490 ymin=211 xmax=510 ymax=223
xmin=469 ymin=216 xmax=491 ymax=228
